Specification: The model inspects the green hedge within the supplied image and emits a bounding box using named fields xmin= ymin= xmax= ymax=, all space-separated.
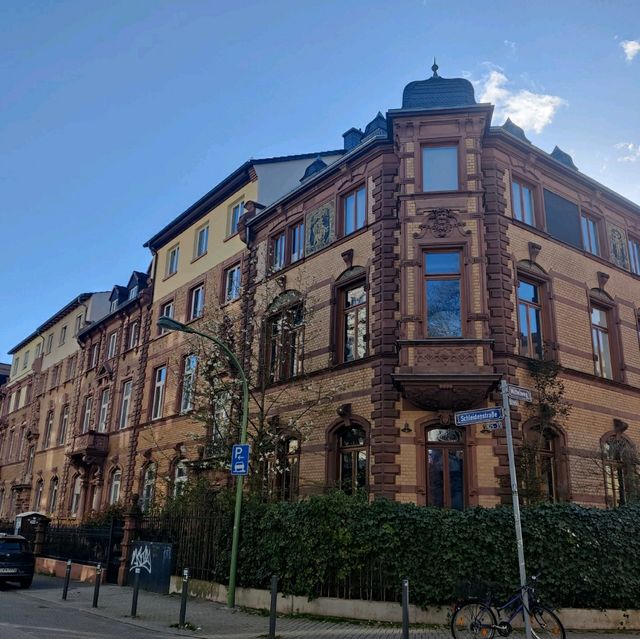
xmin=168 ymin=488 xmax=640 ymax=609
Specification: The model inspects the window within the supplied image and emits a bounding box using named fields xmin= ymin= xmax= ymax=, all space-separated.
xmin=26 ymin=446 xmax=35 ymax=476
xmin=581 ymin=213 xmax=600 ymax=256
xmin=50 ymin=365 xmax=60 ymax=388
xmin=58 ymin=405 xmax=69 ymax=444
xmin=33 ymin=480 xmax=44 ymax=511
xmin=119 ymin=380 xmax=132 ymax=430
xmin=45 ymin=333 xmax=53 ymax=354
xmin=518 ymin=279 xmax=543 ymax=359
xmin=173 ymin=460 xmax=188 ymax=497
xmin=110 ymin=299 xmax=119 ymax=312
xmin=11 ymin=358 xmax=19 ymax=375
xmin=159 ymin=301 xmax=174 ymax=334
xmin=59 ymin=325 xmax=67 ymax=346
xmin=128 ymin=321 xmax=140 ymax=349
xmin=337 ymin=425 xmax=367 ymax=495
xmin=512 ymin=179 xmax=535 ymax=225
xmin=128 ymin=285 xmax=138 ymax=301
xmin=107 ymin=332 xmax=118 ymax=359
xmin=151 ymin=366 xmax=167 ymax=420
xmin=35 ymin=343 xmax=42 ymax=359
xmin=90 ymin=344 xmax=99 ymax=369
xmin=180 ymin=355 xmax=197 ymax=413
xmin=290 ymin=221 xmax=305 ymax=263
xmin=97 ymin=388 xmax=110 ymax=432
xmin=591 ymin=305 xmax=613 ymax=379
xmin=267 ymin=303 xmax=304 ymax=382
xmin=49 ymin=478 xmax=59 ymax=514
xmin=74 ymin=313 xmax=84 ymax=336
xmin=43 ymin=410 xmax=54 ymax=449
xmin=629 ymin=237 xmax=640 ymax=275
xmin=228 ymin=200 xmax=244 ymax=236
xmin=140 ymin=463 xmax=156 ymax=512
xmin=167 ymin=245 xmax=179 ymax=276
xmin=224 ymin=264 xmax=241 ymax=303
xmin=190 ymin=284 xmax=205 ymax=320
xmin=109 ymin=469 xmax=121 ymax=505
xmin=195 ymin=225 xmax=209 ymax=258
xmin=82 ymin=396 xmax=93 ymax=433
xmin=66 ymin=355 xmax=77 ymax=381
xmin=23 ymin=351 xmax=29 ymax=370
xmin=340 ymin=282 xmax=367 ymax=362
xmin=423 ymin=251 xmax=462 ymax=337
xmin=70 ymin=475 xmax=82 ymax=516
xmin=602 ymin=435 xmax=639 ymax=507
xmin=426 ymin=427 xmax=465 ymax=510
xmin=522 ymin=424 xmax=561 ymax=503
xmin=6 ymin=431 xmax=15 ymax=462
xmin=271 ymin=232 xmax=286 ymax=271
xmin=343 ymin=185 xmax=366 ymax=236
xmin=275 ymin=438 xmax=299 ymax=501
xmin=422 ymin=145 xmax=458 ymax=192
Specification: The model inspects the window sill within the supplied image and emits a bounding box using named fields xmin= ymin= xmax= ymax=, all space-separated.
xmin=191 ymin=252 xmax=208 ymax=264
xmin=224 ymin=232 xmax=239 ymax=243
xmin=163 ymin=271 xmax=178 ymax=282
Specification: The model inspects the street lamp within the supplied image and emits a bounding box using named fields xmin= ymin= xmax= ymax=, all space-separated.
xmin=157 ymin=316 xmax=248 ymax=608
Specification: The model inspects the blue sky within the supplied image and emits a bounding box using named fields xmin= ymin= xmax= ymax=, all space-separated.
xmin=1 ymin=0 xmax=639 ymax=358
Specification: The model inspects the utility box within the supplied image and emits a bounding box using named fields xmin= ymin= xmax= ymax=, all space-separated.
xmin=128 ymin=541 xmax=174 ymax=593
xmin=14 ymin=512 xmax=50 ymax=541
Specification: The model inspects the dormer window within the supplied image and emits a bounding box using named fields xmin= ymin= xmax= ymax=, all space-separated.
xmin=128 ymin=285 xmax=138 ymax=301
xmin=110 ymin=299 xmax=118 ymax=313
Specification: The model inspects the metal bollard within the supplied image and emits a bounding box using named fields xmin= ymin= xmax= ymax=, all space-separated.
xmin=179 ymin=568 xmax=189 ymax=628
xmin=131 ymin=567 xmax=141 ymax=617
xmin=268 ymin=574 xmax=278 ymax=639
xmin=402 ymin=578 xmax=410 ymax=639
xmin=92 ymin=564 xmax=102 ymax=608
xmin=62 ymin=559 xmax=72 ymax=600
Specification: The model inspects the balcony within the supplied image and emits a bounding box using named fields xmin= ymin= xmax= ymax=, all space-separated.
xmin=67 ymin=431 xmax=109 ymax=466
xmin=394 ymin=338 xmax=499 ymax=411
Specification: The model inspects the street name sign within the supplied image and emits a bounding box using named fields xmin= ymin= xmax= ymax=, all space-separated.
xmin=231 ymin=444 xmax=250 ymax=476
xmin=507 ymin=385 xmax=533 ymax=403
xmin=454 ymin=407 xmax=503 ymax=426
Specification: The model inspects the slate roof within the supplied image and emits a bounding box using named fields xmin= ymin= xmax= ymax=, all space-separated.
xmin=402 ymin=62 xmax=476 ymax=110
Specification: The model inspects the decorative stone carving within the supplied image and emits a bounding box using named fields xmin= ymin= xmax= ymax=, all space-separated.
xmin=415 ymin=346 xmax=475 ymax=367
xmin=414 ymin=208 xmax=467 ymax=239
xmin=607 ymin=224 xmax=629 ymax=270
xmin=305 ymin=201 xmax=335 ymax=256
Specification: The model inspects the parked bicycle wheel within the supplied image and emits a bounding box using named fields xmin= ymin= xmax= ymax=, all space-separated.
xmin=529 ymin=605 xmax=565 ymax=639
xmin=451 ymin=601 xmax=497 ymax=639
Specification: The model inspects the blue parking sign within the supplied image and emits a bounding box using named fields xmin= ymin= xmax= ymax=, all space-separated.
xmin=231 ymin=444 xmax=250 ymax=476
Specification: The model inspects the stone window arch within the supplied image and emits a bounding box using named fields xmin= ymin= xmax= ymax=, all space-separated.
xmin=327 ymin=416 xmax=370 ymax=495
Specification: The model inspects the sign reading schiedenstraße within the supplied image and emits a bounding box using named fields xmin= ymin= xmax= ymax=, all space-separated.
xmin=454 ymin=407 xmax=503 ymax=426
xmin=507 ymin=385 xmax=533 ymax=403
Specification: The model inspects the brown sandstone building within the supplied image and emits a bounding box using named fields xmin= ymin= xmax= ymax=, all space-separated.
xmin=1 ymin=65 xmax=639 ymax=519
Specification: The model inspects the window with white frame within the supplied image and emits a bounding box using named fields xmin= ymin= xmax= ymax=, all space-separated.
xmin=49 ymin=478 xmax=59 ymax=514
xmin=159 ymin=301 xmax=174 ymax=334
xmin=181 ymin=355 xmax=197 ymax=413
xmin=109 ymin=469 xmax=122 ymax=505
xmin=22 ymin=351 xmax=29 ymax=370
xmin=195 ymin=225 xmax=209 ymax=258
xmin=628 ymin=237 xmax=640 ymax=275
xmin=166 ymin=245 xmax=179 ymax=276
xmin=107 ymin=332 xmax=118 ymax=359
xmin=228 ymin=200 xmax=244 ymax=236
xmin=224 ymin=264 xmax=241 ymax=303
xmin=12 ymin=358 xmax=19 ymax=375
xmin=33 ymin=480 xmax=44 ymax=511
xmin=271 ymin=232 xmax=286 ymax=271
xmin=90 ymin=343 xmax=100 ymax=369
xmin=140 ymin=463 xmax=156 ymax=512
xmin=74 ymin=313 xmax=84 ymax=336
xmin=128 ymin=321 xmax=140 ymax=350
xmin=174 ymin=460 xmax=188 ymax=497
xmin=59 ymin=325 xmax=67 ymax=346
xmin=190 ymin=285 xmax=205 ymax=320
xmin=151 ymin=366 xmax=167 ymax=420
xmin=119 ymin=380 xmax=133 ymax=430
xmin=58 ymin=405 xmax=69 ymax=444
xmin=97 ymin=388 xmax=110 ymax=432
xmin=82 ymin=396 xmax=93 ymax=433
xmin=110 ymin=299 xmax=118 ymax=312
xmin=35 ymin=343 xmax=42 ymax=359
xmin=43 ymin=410 xmax=54 ymax=449
xmin=45 ymin=334 xmax=53 ymax=354
xmin=70 ymin=475 xmax=82 ymax=516
xmin=128 ymin=285 xmax=138 ymax=301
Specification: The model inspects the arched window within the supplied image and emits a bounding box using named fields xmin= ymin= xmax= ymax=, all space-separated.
xmin=140 ymin=463 xmax=156 ymax=512
xmin=268 ymin=437 xmax=300 ymax=501
xmin=180 ymin=355 xmax=198 ymax=413
xmin=265 ymin=291 xmax=304 ymax=383
xmin=173 ymin=460 xmax=188 ymax=497
xmin=48 ymin=477 xmax=59 ymax=514
xmin=33 ymin=479 xmax=43 ymax=511
xmin=602 ymin=434 xmax=639 ymax=507
xmin=109 ymin=469 xmax=121 ymax=505
xmin=70 ymin=475 xmax=82 ymax=516
xmin=335 ymin=267 xmax=367 ymax=364
xmin=0 ymin=488 xmax=5 ymax=517
xmin=521 ymin=424 xmax=564 ymax=503
xmin=336 ymin=424 xmax=368 ymax=495
xmin=426 ymin=427 xmax=465 ymax=510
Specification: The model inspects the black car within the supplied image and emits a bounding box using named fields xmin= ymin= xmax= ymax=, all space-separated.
xmin=0 ymin=534 xmax=35 ymax=588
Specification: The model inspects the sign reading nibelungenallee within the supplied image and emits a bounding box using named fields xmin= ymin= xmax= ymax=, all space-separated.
xmin=507 ymin=384 xmax=533 ymax=403
xmin=454 ymin=407 xmax=504 ymax=426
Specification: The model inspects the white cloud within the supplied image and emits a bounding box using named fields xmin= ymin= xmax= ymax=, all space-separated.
xmin=504 ymin=40 xmax=517 ymax=54
xmin=477 ymin=71 xmax=567 ymax=134
xmin=615 ymin=142 xmax=640 ymax=162
xmin=621 ymin=40 xmax=640 ymax=61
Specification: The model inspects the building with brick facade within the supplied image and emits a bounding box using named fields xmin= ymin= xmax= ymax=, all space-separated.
xmin=2 ymin=65 xmax=639 ymax=519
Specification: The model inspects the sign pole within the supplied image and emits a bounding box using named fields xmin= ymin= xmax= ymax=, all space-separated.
xmin=501 ymin=379 xmax=532 ymax=639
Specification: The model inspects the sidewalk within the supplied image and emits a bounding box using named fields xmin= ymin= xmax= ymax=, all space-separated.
xmin=23 ymin=575 xmax=636 ymax=639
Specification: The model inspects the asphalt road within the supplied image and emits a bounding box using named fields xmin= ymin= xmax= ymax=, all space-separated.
xmin=0 ymin=580 xmax=177 ymax=639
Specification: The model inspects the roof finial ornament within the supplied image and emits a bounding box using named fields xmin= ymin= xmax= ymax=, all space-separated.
xmin=431 ymin=57 xmax=439 ymax=77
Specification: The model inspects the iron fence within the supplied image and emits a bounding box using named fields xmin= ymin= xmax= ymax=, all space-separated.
xmin=136 ymin=513 xmax=227 ymax=582
xmin=0 ymin=520 xmax=14 ymax=535
xmin=312 ymin=561 xmax=401 ymax=602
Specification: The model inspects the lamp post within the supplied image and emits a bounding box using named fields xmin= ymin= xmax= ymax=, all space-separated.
xmin=157 ymin=316 xmax=248 ymax=608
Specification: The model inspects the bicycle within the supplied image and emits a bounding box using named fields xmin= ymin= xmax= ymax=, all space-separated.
xmin=450 ymin=575 xmax=565 ymax=639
